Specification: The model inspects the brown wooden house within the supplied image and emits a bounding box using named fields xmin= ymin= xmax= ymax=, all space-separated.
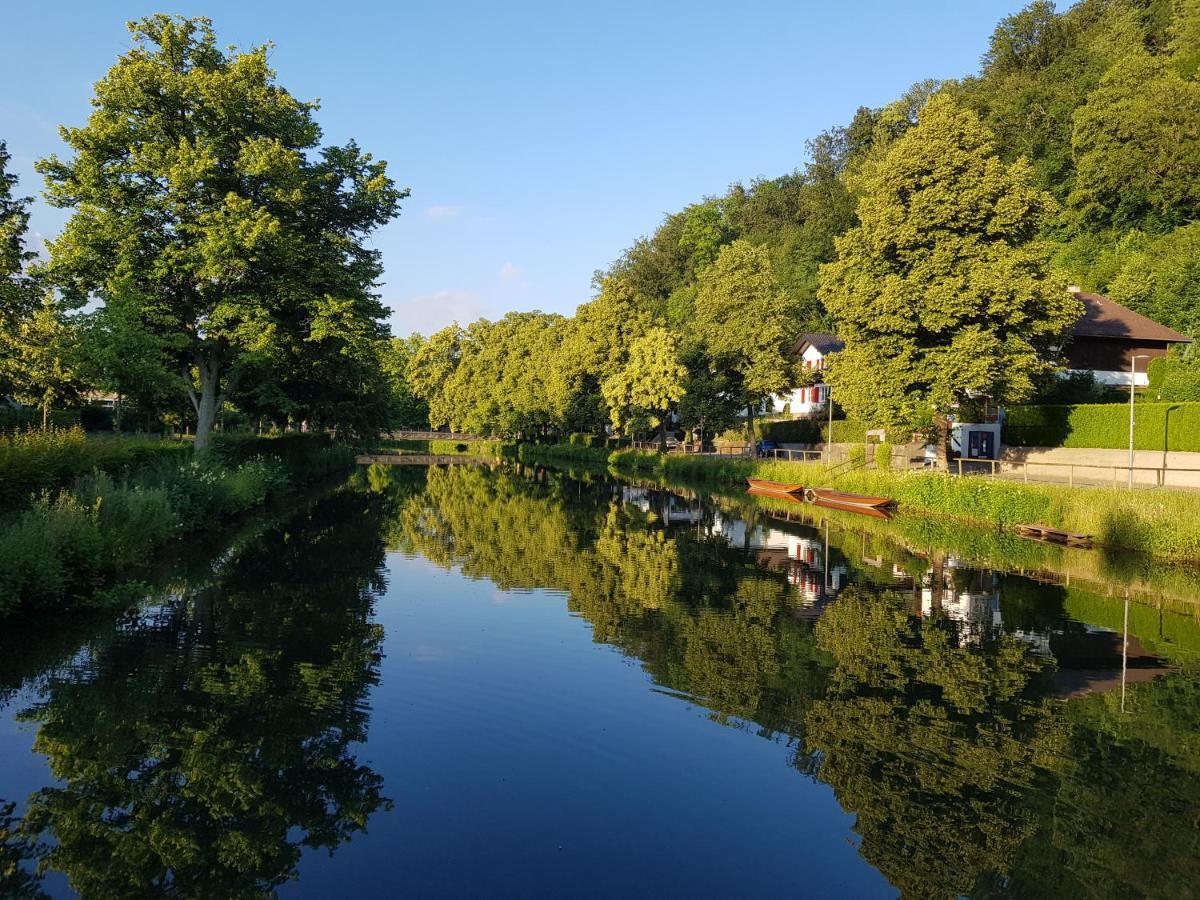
xmin=1065 ymin=289 xmax=1192 ymax=386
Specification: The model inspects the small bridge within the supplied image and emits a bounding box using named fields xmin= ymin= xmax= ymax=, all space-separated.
xmin=356 ymin=454 xmax=492 ymax=466
xmin=388 ymin=431 xmax=487 ymax=442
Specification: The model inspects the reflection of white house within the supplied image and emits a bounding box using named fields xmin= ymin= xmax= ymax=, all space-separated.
xmin=771 ymin=333 xmax=844 ymax=418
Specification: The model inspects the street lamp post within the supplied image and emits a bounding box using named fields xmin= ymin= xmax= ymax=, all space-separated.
xmin=1128 ymin=354 xmax=1149 ymax=489
xmin=825 ymin=383 xmax=833 ymax=465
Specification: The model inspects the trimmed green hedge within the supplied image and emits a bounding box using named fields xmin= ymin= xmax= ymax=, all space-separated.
xmin=1004 ymin=402 xmax=1200 ymax=451
xmin=755 ymin=418 xmax=872 ymax=444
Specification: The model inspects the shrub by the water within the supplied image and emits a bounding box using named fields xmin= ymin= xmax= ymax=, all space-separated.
xmin=875 ymin=443 xmax=892 ymax=470
xmin=0 ymin=426 xmax=189 ymax=509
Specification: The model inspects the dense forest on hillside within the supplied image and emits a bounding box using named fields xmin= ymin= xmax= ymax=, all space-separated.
xmin=2 ymin=4 xmax=1198 ymax=441
xmin=406 ymin=0 xmax=1200 ymax=440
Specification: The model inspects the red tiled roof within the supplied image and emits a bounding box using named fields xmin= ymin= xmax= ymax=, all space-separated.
xmin=1072 ymin=292 xmax=1192 ymax=343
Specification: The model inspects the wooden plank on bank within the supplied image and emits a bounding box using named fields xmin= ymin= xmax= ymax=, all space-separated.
xmin=1016 ymin=523 xmax=1093 ymax=548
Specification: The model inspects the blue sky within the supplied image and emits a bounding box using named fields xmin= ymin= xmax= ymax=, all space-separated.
xmin=2 ymin=0 xmax=1029 ymax=335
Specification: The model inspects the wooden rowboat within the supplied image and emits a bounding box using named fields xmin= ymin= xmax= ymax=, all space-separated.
xmin=747 ymin=487 xmax=894 ymax=520
xmin=803 ymin=487 xmax=894 ymax=510
xmin=746 ymin=478 xmax=805 ymax=495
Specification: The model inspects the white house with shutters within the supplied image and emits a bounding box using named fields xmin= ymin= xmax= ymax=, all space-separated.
xmin=771 ymin=332 xmax=844 ymax=418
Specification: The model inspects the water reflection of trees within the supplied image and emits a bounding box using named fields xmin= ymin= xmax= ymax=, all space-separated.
xmin=806 ymin=585 xmax=1063 ymax=897
xmin=12 ymin=488 xmax=392 ymax=898
xmin=386 ymin=466 xmax=1200 ymax=899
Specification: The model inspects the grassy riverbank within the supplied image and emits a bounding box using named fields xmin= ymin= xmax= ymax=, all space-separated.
xmin=0 ymin=433 xmax=355 ymax=618
xmin=500 ymin=442 xmax=1200 ymax=562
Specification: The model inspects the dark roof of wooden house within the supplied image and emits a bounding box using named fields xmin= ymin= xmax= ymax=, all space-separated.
xmin=794 ymin=332 xmax=846 ymax=356
xmin=1072 ymin=292 xmax=1191 ymax=343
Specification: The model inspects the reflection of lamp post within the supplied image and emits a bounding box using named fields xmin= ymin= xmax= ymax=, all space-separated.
xmin=1128 ymin=355 xmax=1149 ymax=489
xmin=1122 ymin=588 xmax=1130 ymax=714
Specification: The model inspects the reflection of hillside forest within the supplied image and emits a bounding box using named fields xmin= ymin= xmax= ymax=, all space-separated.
xmin=375 ymin=464 xmax=1200 ymax=899
xmin=3 ymin=465 xmax=1200 ymax=898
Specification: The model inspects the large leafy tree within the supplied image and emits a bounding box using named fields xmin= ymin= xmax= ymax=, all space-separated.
xmin=600 ymin=327 xmax=687 ymax=443
xmin=379 ymin=333 xmax=431 ymax=429
xmin=692 ymin=240 xmax=800 ymax=436
xmin=819 ymin=94 xmax=1079 ymax=452
xmin=38 ymin=16 xmax=404 ymax=450
xmin=548 ymin=276 xmax=652 ymax=432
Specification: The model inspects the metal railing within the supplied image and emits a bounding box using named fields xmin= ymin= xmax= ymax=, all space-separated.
xmin=954 ymin=456 xmax=1200 ymax=489
xmin=766 ymin=448 xmax=825 ymax=463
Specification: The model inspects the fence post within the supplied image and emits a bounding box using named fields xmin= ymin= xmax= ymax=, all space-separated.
xmin=1112 ymin=467 xmax=1117 ymax=489
xmin=1069 ymin=465 xmax=1074 ymax=488
xmin=1024 ymin=461 xmax=1028 ymax=483
xmin=957 ymin=458 xmax=963 ymax=478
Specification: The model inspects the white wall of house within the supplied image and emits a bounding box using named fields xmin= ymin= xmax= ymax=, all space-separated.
xmin=1065 ymin=368 xmax=1148 ymax=387
xmin=772 ymin=344 xmax=831 ymax=417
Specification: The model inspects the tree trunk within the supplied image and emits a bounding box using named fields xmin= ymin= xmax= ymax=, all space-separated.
xmin=934 ymin=414 xmax=952 ymax=472
xmin=190 ymin=356 xmax=221 ymax=453
xmin=658 ymin=418 xmax=667 ymax=452
xmin=745 ymin=402 xmax=756 ymax=450
xmin=42 ymin=402 xmax=48 ymax=430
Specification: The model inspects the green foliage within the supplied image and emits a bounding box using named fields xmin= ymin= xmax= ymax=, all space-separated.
xmin=819 ymin=94 xmax=1079 ymax=433
xmin=0 ymin=457 xmax=296 ymax=616
xmin=1148 ymin=345 xmax=1200 ymax=401
xmin=0 ymin=432 xmax=353 ymax=617
xmin=1032 ymin=370 xmax=1113 ymax=405
xmin=600 ymin=327 xmax=687 ymax=433
xmin=0 ymin=427 xmax=189 ymax=509
xmin=77 ymin=290 xmax=182 ymax=428
xmin=379 ymin=333 xmax=431 ymax=428
xmin=38 ymin=15 xmax=404 ymax=449
xmin=1107 ymin=222 xmax=1200 ymax=337
xmin=1004 ymin=402 xmax=1200 ymax=451
xmin=757 ymin=418 xmax=821 ymax=443
xmin=209 ymin=432 xmax=355 ymax=480
xmin=874 ymin=442 xmax=892 ymax=470
xmin=694 ymin=241 xmax=800 ymax=415
xmin=0 ymin=142 xmax=39 ymax=400
xmin=1068 ymin=49 xmax=1200 ymax=232
xmin=0 ymin=294 xmax=83 ymax=428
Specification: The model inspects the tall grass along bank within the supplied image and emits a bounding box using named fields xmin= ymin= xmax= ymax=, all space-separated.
xmin=507 ymin=443 xmax=1200 ymax=563
xmin=0 ymin=433 xmax=355 ymax=618
xmin=0 ymin=426 xmax=189 ymax=509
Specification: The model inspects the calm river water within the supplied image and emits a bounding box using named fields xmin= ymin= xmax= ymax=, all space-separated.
xmin=2 ymin=463 xmax=1199 ymax=898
